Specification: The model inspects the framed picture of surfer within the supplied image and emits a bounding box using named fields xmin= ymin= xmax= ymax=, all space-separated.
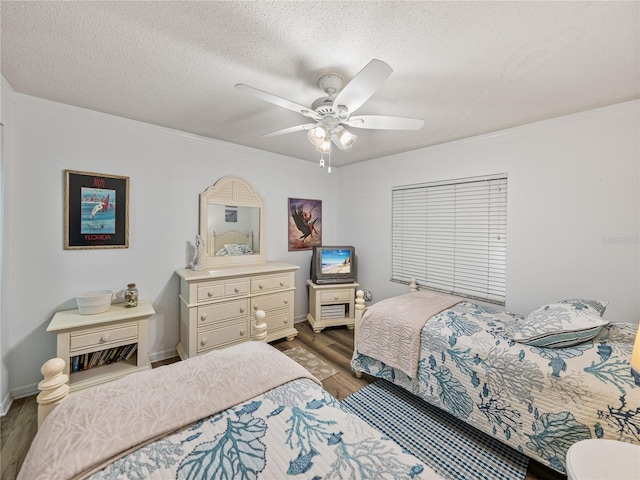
xmin=64 ymin=170 xmax=129 ymax=249
xmin=288 ymin=197 xmax=322 ymax=251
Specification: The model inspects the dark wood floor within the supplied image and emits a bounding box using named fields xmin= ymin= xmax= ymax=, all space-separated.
xmin=1 ymin=321 xmax=564 ymax=480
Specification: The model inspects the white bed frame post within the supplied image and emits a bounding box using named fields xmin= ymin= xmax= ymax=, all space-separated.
xmin=353 ymin=290 xmax=366 ymax=378
xmin=253 ymin=310 xmax=267 ymax=342
xmin=37 ymin=358 xmax=69 ymax=428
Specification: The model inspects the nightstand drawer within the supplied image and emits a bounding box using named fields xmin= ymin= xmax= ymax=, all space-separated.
xmin=70 ymin=323 xmax=138 ymax=352
xmin=320 ymin=289 xmax=352 ymax=304
xmin=251 ymin=291 xmax=293 ymax=313
xmin=197 ymin=321 xmax=248 ymax=352
xmin=198 ymin=299 xmax=248 ymax=326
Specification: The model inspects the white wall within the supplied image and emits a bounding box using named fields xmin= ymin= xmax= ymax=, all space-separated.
xmin=2 ymin=86 xmax=638 ymax=410
xmin=1 ymin=90 xmax=338 ymax=406
xmin=337 ymin=101 xmax=640 ymax=323
xmin=0 ymin=77 xmax=12 ymax=411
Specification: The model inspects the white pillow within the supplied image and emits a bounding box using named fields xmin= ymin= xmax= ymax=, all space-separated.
xmin=224 ymin=243 xmax=254 ymax=255
xmin=513 ymin=299 xmax=609 ymax=348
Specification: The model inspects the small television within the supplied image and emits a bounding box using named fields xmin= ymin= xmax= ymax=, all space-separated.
xmin=310 ymin=246 xmax=356 ymax=285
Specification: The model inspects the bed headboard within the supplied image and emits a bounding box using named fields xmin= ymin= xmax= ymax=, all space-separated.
xmin=208 ymin=230 xmax=254 ymax=256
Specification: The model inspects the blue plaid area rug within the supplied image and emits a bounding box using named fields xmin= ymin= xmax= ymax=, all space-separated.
xmin=341 ymin=379 xmax=529 ymax=480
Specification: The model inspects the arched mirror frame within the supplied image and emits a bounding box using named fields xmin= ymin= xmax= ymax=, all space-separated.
xmin=199 ymin=176 xmax=266 ymax=268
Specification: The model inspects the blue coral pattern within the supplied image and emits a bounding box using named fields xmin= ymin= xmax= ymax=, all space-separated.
xmin=89 ymin=379 xmax=428 ymax=479
xmin=351 ymin=302 xmax=640 ymax=473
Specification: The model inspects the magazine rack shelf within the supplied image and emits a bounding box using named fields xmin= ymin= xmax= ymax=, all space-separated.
xmin=47 ymin=301 xmax=155 ymax=394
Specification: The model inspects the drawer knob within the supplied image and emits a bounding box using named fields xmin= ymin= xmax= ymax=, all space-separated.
xmin=279 ymin=281 xmax=284 ymax=286
xmin=234 ymin=287 xmax=240 ymax=293
xmin=253 ymin=304 xmax=259 ymax=311
xmin=283 ymin=318 xmax=289 ymax=324
xmin=240 ymin=307 xmax=245 ymax=314
xmin=207 ymin=291 xmax=213 ymax=297
xmin=200 ymin=338 xmax=207 ymax=346
xmin=334 ymin=295 xmax=339 ymax=300
xmin=259 ymin=284 xmax=264 ymax=289
xmin=284 ymin=299 xmax=289 ymax=305
xmin=200 ymin=314 xmax=207 ymax=322
xmin=240 ymin=329 xmax=245 ymax=336
xmin=100 ymin=334 xmax=111 ymax=342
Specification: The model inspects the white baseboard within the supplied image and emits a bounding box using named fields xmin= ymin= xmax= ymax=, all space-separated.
xmin=1 ymin=382 xmax=39 ymax=417
xmin=149 ymin=348 xmax=178 ymax=363
xmin=0 ymin=391 xmax=13 ymax=417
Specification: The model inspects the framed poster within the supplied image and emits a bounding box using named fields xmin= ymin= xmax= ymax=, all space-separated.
xmin=64 ymin=170 xmax=129 ymax=249
xmin=288 ymin=197 xmax=322 ymax=251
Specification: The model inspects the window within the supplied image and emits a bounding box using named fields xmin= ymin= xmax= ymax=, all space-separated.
xmin=391 ymin=174 xmax=507 ymax=305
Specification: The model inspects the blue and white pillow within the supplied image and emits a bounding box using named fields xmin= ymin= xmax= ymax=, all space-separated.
xmin=513 ymin=299 xmax=609 ymax=348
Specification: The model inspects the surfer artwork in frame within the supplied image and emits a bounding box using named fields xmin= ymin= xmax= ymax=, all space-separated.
xmin=64 ymin=170 xmax=129 ymax=249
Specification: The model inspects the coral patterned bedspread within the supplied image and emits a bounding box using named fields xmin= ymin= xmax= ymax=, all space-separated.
xmin=21 ymin=341 xmax=439 ymax=480
xmin=351 ymin=300 xmax=640 ymax=473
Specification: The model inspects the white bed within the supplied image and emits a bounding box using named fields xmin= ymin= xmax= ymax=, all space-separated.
xmin=351 ymin=286 xmax=640 ymax=473
xmin=20 ymin=341 xmax=441 ymax=480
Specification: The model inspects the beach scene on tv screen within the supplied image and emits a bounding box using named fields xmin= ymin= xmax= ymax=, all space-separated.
xmin=321 ymin=249 xmax=351 ymax=274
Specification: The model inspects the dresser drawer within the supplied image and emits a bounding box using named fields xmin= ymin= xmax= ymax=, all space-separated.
xmin=251 ymin=291 xmax=293 ymax=313
xmin=197 ymin=282 xmax=225 ymax=302
xmin=250 ymin=274 xmax=292 ymax=294
xmin=198 ymin=299 xmax=248 ymax=326
xmin=225 ymin=279 xmax=248 ymax=296
xmin=258 ymin=310 xmax=293 ymax=333
xmin=70 ymin=322 xmax=138 ymax=352
xmin=197 ymin=279 xmax=249 ymax=302
xmin=197 ymin=321 xmax=248 ymax=353
xmin=320 ymin=289 xmax=352 ymax=304
xmin=250 ymin=277 xmax=273 ymax=293
xmin=272 ymin=274 xmax=291 ymax=289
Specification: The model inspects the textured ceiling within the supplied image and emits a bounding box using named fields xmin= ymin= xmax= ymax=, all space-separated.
xmin=1 ymin=1 xmax=639 ymax=167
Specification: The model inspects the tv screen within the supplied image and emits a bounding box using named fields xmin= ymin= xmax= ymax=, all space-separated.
xmin=321 ymin=248 xmax=351 ymax=274
xmin=311 ymin=246 xmax=356 ymax=285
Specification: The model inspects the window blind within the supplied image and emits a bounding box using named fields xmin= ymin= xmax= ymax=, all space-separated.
xmin=391 ymin=174 xmax=508 ymax=305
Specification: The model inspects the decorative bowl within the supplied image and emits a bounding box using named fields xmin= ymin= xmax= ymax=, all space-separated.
xmin=75 ymin=290 xmax=114 ymax=315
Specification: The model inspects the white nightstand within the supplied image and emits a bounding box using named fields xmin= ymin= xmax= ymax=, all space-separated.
xmin=566 ymin=439 xmax=640 ymax=480
xmin=306 ymin=280 xmax=359 ymax=333
xmin=47 ymin=301 xmax=155 ymax=393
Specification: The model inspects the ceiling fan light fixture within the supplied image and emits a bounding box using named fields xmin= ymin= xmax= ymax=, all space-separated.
xmin=307 ymin=125 xmax=328 ymax=147
xmin=334 ymin=126 xmax=357 ymax=149
xmin=320 ymin=138 xmax=331 ymax=153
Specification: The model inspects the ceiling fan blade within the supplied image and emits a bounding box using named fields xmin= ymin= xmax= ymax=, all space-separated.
xmin=235 ymin=84 xmax=321 ymax=120
xmin=262 ymin=123 xmax=317 ymax=138
xmin=345 ymin=115 xmax=424 ymax=130
xmin=332 ymin=59 xmax=393 ymax=113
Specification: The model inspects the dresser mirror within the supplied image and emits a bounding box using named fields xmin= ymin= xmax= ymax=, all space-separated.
xmin=199 ymin=176 xmax=265 ymax=268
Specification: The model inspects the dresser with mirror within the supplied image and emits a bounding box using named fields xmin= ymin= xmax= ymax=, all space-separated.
xmin=175 ymin=176 xmax=299 ymax=359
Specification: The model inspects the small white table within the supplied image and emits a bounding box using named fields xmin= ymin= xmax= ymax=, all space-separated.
xmin=47 ymin=301 xmax=155 ymax=393
xmin=306 ymin=280 xmax=359 ymax=333
xmin=566 ymin=439 xmax=640 ymax=480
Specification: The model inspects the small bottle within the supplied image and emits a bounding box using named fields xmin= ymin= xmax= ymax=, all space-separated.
xmin=124 ymin=283 xmax=138 ymax=308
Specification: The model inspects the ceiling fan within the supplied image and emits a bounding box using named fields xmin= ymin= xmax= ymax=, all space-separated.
xmin=235 ymin=59 xmax=424 ymax=170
